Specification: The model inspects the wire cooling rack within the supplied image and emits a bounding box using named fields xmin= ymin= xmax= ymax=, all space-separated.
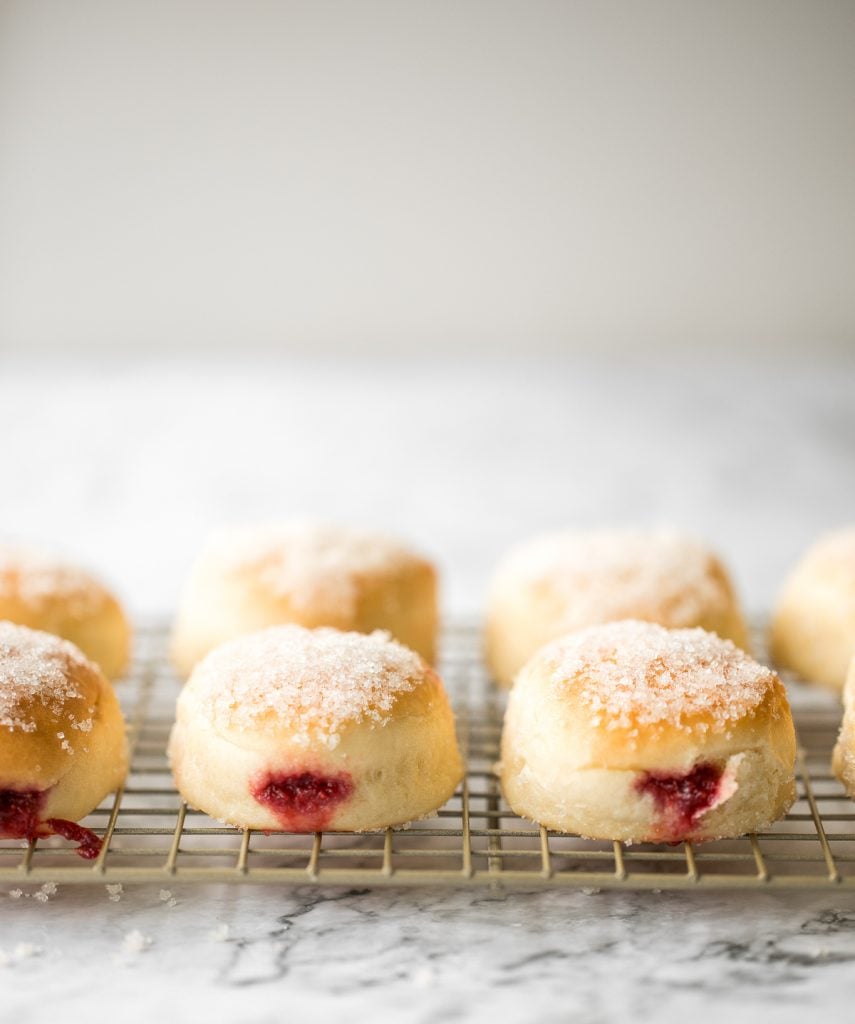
xmin=2 ymin=620 xmax=854 ymax=889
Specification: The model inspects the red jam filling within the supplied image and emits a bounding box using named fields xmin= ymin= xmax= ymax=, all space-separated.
xmin=251 ymin=770 xmax=354 ymax=831
xmin=45 ymin=818 xmax=103 ymax=861
xmin=1 ymin=789 xmax=102 ymax=859
xmin=635 ymin=762 xmax=723 ymax=840
xmin=0 ymin=789 xmax=46 ymax=839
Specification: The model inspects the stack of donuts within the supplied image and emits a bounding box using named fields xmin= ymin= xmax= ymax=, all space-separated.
xmin=2 ymin=521 xmax=855 ymax=857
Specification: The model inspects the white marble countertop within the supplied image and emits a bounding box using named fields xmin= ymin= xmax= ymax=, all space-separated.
xmin=5 ymin=883 xmax=855 ymax=1023
xmin=2 ymin=353 xmax=855 ymax=1022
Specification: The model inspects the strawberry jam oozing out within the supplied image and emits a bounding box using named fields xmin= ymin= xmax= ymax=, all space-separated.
xmin=0 ymin=789 xmax=102 ymax=859
xmin=634 ymin=763 xmax=723 ymax=839
xmin=45 ymin=818 xmax=103 ymax=860
xmin=251 ymin=771 xmax=354 ymax=831
xmin=0 ymin=788 xmax=45 ymax=839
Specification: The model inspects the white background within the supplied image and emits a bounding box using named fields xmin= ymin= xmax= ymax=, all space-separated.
xmin=1 ymin=0 xmax=854 ymax=356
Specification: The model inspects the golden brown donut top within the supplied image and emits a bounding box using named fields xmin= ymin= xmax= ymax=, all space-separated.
xmin=196 ymin=522 xmax=430 ymax=617
xmin=0 ymin=545 xmax=109 ymax=618
xmin=493 ymin=529 xmax=734 ymax=626
xmin=186 ymin=624 xmax=436 ymax=748
xmin=531 ymin=619 xmax=782 ymax=733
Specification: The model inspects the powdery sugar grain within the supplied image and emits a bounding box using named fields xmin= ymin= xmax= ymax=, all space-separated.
xmin=191 ymin=624 xmax=427 ymax=745
xmin=201 ymin=522 xmax=421 ymax=617
xmin=0 ymin=546 xmax=108 ymax=617
xmin=540 ymin=620 xmax=779 ymax=730
xmin=496 ymin=529 xmax=733 ymax=630
xmin=0 ymin=621 xmax=97 ymax=734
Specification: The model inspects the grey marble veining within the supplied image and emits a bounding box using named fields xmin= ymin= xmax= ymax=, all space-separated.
xmin=1 ymin=354 xmax=855 ymax=1021
xmin=4 ymin=883 xmax=855 ymax=1022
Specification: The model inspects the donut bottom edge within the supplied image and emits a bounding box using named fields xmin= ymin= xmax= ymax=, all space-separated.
xmin=499 ymin=749 xmax=796 ymax=844
xmin=168 ymin=712 xmax=463 ymax=833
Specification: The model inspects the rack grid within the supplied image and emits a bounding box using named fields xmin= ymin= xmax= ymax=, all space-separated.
xmin=2 ymin=621 xmax=853 ymax=889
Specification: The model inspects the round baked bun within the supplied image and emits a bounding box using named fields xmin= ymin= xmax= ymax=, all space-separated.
xmin=0 ymin=622 xmax=128 ymax=858
xmin=833 ymin=655 xmax=855 ymax=796
xmin=486 ymin=529 xmax=749 ymax=686
xmin=500 ymin=620 xmax=795 ymax=843
xmin=171 ymin=522 xmax=438 ymax=677
xmin=169 ymin=625 xmax=463 ymax=831
xmin=770 ymin=528 xmax=855 ymax=691
xmin=0 ymin=545 xmax=131 ymax=680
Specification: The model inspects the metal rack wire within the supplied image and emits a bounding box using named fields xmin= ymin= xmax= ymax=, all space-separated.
xmin=2 ymin=620 xmax=853 ymax=889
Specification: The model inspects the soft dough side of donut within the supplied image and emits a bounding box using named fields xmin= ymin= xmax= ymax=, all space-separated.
xmin=500 ymin=667 xmax=796 ymax=843
xmin=833 ymin=657 xmax=855 ymax=795
xmin=0 ymin=656 xmax=128 ymax=826
xmin=168 ymin=677 xmax=462 ymax=831
xmin=771 ymin=574 xmax=855 ymax=692
xmin=171 ymin=555 xmax=438 ymax=677
xmin=0 ymin=589 xmax=131 ymax=681
xmin=485 ymin=540 xmax=750 ymax=688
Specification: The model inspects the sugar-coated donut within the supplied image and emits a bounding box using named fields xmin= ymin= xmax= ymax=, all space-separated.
xmin=171 ymin=522 xmax=438 ymax=677
xmin=832 ymin=656 xmax=855 ymax=796
xmin=486 ymin=529 xmax=749 ymax=686
xmin=168 ymin=625 xmax=463 ymax=831
xmin=0 ymin=622 xmax=128 ymax=858
xmin=500 ymin=620 xmax=795 ymax=843
xmin=770 ymin=528 xmax=855 ymax=691
xmin=0 ymin=545 xmax=131 ymax=680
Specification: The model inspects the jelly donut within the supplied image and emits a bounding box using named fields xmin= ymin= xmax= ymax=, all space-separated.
xmin=0 ymin=545 xmax=131 ymax=679
xmin=833 ymin=656 xmax=855 ymax=796
xmin=168 ymin=625 xmax=463 ymax=831
xmin=171 ymin=522 xmax=439 ymax=677
xmin=486 ymin=529 xmax=749 ymax=686
xmin=770 ymin=527 xmax=855 ymax=691
xmin=500 ymin=620 xmax=796 ymax=843
xmin=0 ymin=622 xmax=128 ymax=858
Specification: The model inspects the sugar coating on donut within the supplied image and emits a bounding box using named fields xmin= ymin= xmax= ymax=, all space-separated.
xmin=202 ymin=522 xmax=423 ymax=616
xmin=0 ymin=621 xmax=97 ymax=735
xmin=540 ymin=620 xmax=777 ymax=732
xmin=192 ymin=625 xmax=427 ymax=748
xmin=498 ymin=529 xmax=733 ymax=625
xmin=0 ymin=546 xmax=108 ymax=617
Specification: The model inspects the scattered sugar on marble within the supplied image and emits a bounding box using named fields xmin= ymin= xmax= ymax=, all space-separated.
xmin=195 ymin=625 xmax=426 ymax=744
xmin=543 ymin=620 xmax=780 ymax=730
xmin=13 ymin=943 xmax=41 ymax=959
xmin=411 ymin=966 xmax=435 ymax=988
xmin=106 ymin=883 xmax=123 ymax=902
xmin=121 ymin=931 xmax=152 ymax=955
xmin=6 ymin=883 xmax=58 ymax=903
xmin=0 ymin=943 xmax=43 ymax=965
